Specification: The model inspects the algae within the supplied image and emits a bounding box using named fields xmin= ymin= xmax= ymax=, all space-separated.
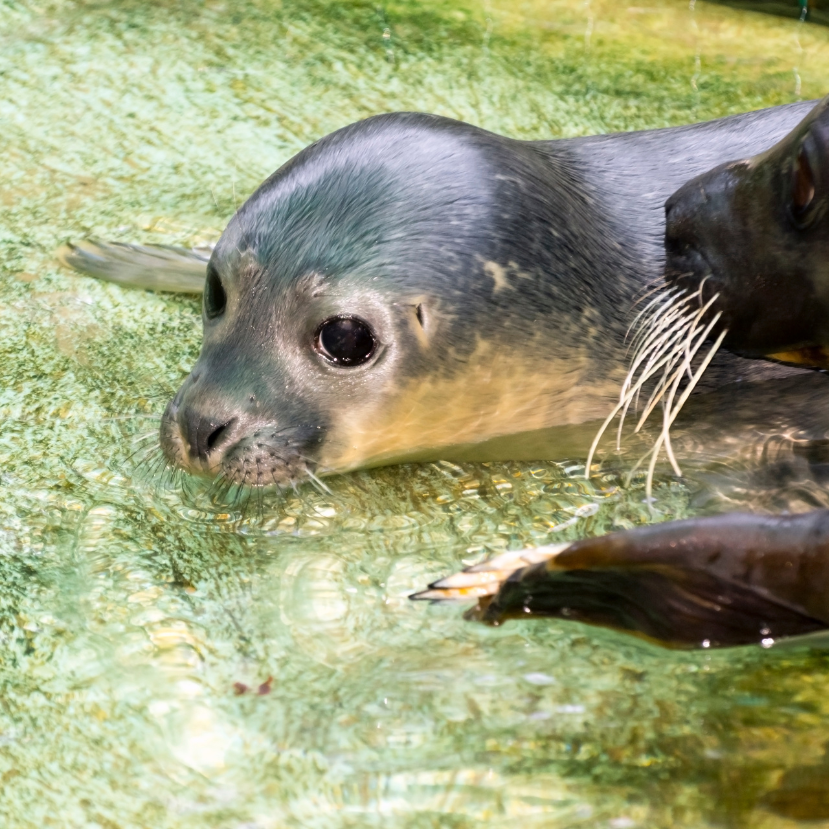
xmin=3 ymin=0 xmax=829 ymax=825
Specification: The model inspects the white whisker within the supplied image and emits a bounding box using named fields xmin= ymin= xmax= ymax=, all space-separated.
xmin=586 ymin=290 xmax=697 ymax=467
xmin=627 ymin=291 xmax=692 ymax=359
xmin=630 ymin=289 xmax=721 ymax=433
xmin=627 ymin=309 xmax=697 ymax=396
xmin=643 ymin=325 xmax=727 ymax=502
xmin=617 ymin=336 xmax=689 ymax=445
xmin=305 ymin=468 xmax=332 ymax=495
xmin=623 ymin=308 xmax=694 ymax=400
xmin=130 ymin=431 xmax=159 ymax=445
xmin=626 ymin=287 xmax=684 ymax=347
xmin=586 ymin=331 xmax=687 ymax=471
xmin=625 ymin=319 xmax=693 ymax=413
xmin=655 ymin=302 xmax=724 ymax=476
xmin=587 ymin=278 xmax=727 ymax=503
xmin=631 ymin=348 xmax=687 ymax=434
xmin=618 ymin=308 xmax=699 ymax=431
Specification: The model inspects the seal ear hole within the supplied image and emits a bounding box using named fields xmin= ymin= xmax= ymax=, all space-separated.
xmin=204 ymin=264 xmax=227 ymax=319
xmin=314 ymin=316 xmax=377 ymax=367
xmin=791 ymin=142 xmax=816 ymax=227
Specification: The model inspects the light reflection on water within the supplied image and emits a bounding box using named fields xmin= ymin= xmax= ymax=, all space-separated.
xmin=7 ymin=424 xmax=829 ymax=825
xmin=4 ymin=0 xmax=829 ymax=824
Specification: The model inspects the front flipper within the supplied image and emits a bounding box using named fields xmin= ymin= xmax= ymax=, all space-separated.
xmin=413 ymin=511 xmax=829 ymax=648
xmin=58 ymin=239 xmax=209 ymax=294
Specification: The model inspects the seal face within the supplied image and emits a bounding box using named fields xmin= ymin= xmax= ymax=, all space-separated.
xmin=159 ymin=112 xmax=648 ymax=487
xmin=665 ymin=95 xmax=829 ymax=358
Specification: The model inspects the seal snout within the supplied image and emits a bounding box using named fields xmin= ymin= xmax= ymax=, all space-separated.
xmin=160 ymin=369 xmax=326 ymax=489
xmin=665 ymin=183 xmax=710 ymax=287
xmin=664 ymin=174 xmax=726 ymax=282
xmin=663 ymin=128 xmax=829 ymax=356
xmin=181 ymin=410 xmax=238 ymax=463
xmin=160 ymin=387 xmax=242 ymax=476
xmin=663 ymin=163 xmax=750 ymax=318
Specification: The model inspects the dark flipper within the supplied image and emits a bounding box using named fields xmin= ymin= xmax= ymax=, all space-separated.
xmin=762 ymin=746 xmax=829 ymax=820
xmin=58 ymin=239 xmax=209 ymax=294
xmin=415 ymin=511 xmax=829 ymax=648
xmin=472 ymin=563 xmax=827 ymax=648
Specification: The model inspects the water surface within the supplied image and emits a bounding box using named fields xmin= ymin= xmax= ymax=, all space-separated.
xmin=3 ymin=0 xmax=829 ymax=825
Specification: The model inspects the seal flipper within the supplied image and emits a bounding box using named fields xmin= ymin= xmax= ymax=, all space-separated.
xmin=58 ymin=239 xmax=208 ymax=294
xmin=415 ymin=511 xmax=829 ymax=648
xmin=470 ymin=563 xmax=826 ymax=648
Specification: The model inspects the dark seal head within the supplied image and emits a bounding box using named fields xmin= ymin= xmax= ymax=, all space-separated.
xmin=664 ymin=95 xmax=829 ymax=360
xmin=160 ymin=113 xmax=634 ymax=487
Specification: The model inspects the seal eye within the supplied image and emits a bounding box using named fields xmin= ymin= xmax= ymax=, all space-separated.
xmin=204 ymin=264 xmax=227 ymax=319
xmin=790 ymin=140 xmax=817 ymax=227
xmin=315 ymin=316 xmax=376 ymax=366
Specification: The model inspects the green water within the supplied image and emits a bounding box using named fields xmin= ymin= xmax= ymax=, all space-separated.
xmin=3 ymin=0 xmax=829 ymax=825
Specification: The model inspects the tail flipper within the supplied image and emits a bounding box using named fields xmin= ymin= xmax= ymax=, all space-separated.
xmin=58 ymin=239 xmax=209 ymax=294
xmin=413 ymin=511 xmax=829 ymax=648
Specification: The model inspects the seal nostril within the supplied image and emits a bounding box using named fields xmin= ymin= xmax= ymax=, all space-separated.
xmin=180 ymin=409 xmax=238 ymax=461
xmin=206 ymin=418 xmax=235 ymax=451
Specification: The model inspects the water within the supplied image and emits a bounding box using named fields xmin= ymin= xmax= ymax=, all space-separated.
xmin=3 ymin=0 xmax=829 ymax=825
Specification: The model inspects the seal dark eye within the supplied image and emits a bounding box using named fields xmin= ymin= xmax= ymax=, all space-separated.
xmin=790 ymin=139 xmax=817 ymax=227
xmin=204 ymin=264 xmax=227 ymax=319
xmin=315 ymin=316 xmax=376 ymax=366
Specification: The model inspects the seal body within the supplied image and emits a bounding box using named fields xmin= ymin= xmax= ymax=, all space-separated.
xmin=708 ymin=0 xmax=829 ymax=26
xmin=152 ymin=105 xmax=821 ymax=487
xmin=416 ymin=97 xmax=829 ymax=650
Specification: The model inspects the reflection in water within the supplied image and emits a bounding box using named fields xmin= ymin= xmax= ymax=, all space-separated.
xmin=4 ymin=0 xmax=829 ymax=824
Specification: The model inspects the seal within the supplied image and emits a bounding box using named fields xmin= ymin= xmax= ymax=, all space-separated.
xmin=63 ymin=106 xmax=823 ymax=489
xmin=665 ymin=93 xmax=829 ymax=362
xmin=709 ymin=0 xmax=829 ymax=27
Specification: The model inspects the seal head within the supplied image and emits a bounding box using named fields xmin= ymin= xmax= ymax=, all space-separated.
xmin=664 ymin=95 xmax=829 ymax=358
xmin=160 ymin=113 xmax=633 ymax=487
